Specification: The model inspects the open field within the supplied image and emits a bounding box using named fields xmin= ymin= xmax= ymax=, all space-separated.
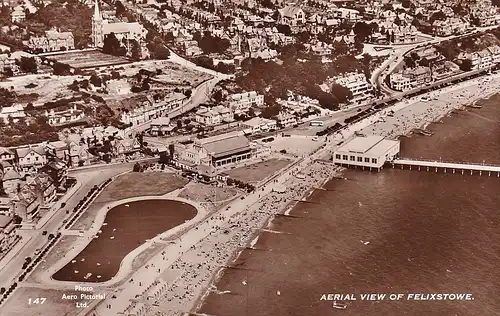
xmin=0 ymin=287 xmax=77 ymax=316
xmin=0 ymin=74 xmax=82 ymax=105
xmin=46 ymin=50 xmax=130 ymax=69
xmin=224 ymin=158 xmax=292 ymax=184
xmin=92 ymin=171 xmax=188 ymax=203
xmin=70 ymin=172 xmax=188 ymax=230
xmin=104 ymin=59 xmax=213 ymax=86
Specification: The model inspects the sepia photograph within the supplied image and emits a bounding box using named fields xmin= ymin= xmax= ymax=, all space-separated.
xmin=0 ymin=0 xmax=498 ymax=315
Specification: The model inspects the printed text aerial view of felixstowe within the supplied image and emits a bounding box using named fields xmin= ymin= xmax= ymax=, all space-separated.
xmin=0 ymin=0 xmax=498 ymax=315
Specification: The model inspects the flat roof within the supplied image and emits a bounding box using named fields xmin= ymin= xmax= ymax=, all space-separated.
xmin=336 ymin=136 xmax=398 ymax=156
xmin=368 ymin=139 xmax=399 ymax=157
xmin=337 ymin=135 xmax=384 ymax=154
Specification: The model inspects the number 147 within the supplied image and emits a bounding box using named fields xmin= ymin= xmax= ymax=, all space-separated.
xmin=28 ymin=297 xmax=46 ymax=305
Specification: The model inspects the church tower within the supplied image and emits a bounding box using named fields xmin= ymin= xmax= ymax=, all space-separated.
xmin=92 ymin=0 xmax=104 ymax=47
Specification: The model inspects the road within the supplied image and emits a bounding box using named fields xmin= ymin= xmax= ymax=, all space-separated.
xmin=125 ymin=57 xmax=231 ymax=137
xmin=0 ymin=164 xmax=133 ymax=294
xmin=372 ymin=25 xmax=500 ymax=96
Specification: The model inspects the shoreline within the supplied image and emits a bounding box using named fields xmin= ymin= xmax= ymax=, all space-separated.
xmin=191 ymin=161 xmax=342 ymax=314
xmin=342 ymin=73 xmax=500 ymax=143
xmin=190 ymin=76 xmax=500 ymax=315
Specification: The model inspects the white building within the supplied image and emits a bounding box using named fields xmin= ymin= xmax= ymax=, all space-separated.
xmin=227 ymin=91 xmax=264 ymax=114
xmin=242 ymin=117 xmax=277 ymax=134
xmin=389 ymin=66 xmax=432 ymax=91
xmin=273 ymin=113 xmax=296 ymax=128
xmin=120 ymin=94 xmax=184 ymax=125
xmin=277 ymin=6 xmax=305 ymax=26
xmin=11 ymin=6 xmax=25 ymax=22
xmin=27 ymin=29 xmax=75 ymax=53
xmin=335 ymin=73 xmax=373 ymax=101
xmin=0 ymin=104 xmax=26 ymax=124
xmin=458 ymin=45 xmax=500 ymax=70
xmin=389 ymin=73 xmax=413 ymax=91
xmin=44 ymin=104 xmax=85 ymax=126
xmin=16 ymin=145 xmax=47 ymax=172
xmin=195 ymin=108 xmax=222 ymax=126
xmin=432 ymin=18 xmax=468 ymax=37
xmin=333 ymin=135 xmax=400 ymax=170
xmin=149 ymin=117 xmax=172 ymax=136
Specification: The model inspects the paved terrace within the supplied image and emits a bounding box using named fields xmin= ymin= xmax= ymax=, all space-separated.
xmin=391 ymin=158 xmax=500 ymax=175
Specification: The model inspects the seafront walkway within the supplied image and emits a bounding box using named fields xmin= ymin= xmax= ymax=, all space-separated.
xmin=391 ymin=158 xmax=500 ymax=176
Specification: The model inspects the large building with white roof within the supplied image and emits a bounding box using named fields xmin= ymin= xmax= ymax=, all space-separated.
xmin=333 ymin=135 xmax=400 ymax=170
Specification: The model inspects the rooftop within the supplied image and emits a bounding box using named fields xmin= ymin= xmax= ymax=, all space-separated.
xmin=196 ymin=131 xmax=250 ymax=159
xmin=336 ymin=135 xmax=399 ymax=156
xmin=0 ymin=214 xmax=12 ymax=228
xmin=151 ymin=117 xmax=171 ymax=126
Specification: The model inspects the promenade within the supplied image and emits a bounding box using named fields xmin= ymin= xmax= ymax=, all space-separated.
xmin=86 ymin=138 xmax=336 ymax=315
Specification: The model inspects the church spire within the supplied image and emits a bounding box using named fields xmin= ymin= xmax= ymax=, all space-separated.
xmin=93 ymin=0 xmax=102 ymax=20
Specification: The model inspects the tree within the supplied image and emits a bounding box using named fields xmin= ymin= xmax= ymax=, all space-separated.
xmin=403 ymin=55 xmax=416 ymax=68
xmin=53 ymin=62 xmax=71 ymax=75
xmin=184 ymin=89 xmax=192 ymax=97
xmin=4 ymin=67 xmax=13 ymax=77
xmin=133 ymin=162 xmax=141 ymax=172
xmin=153 ymin=44 xmax=170 ymax=59
xmin=460 ymin=59 xmax=473 ymax=71
xmin=353 ymin=22 xmax=372 ymax=42
xmin=430 ymin=11 xmax=446 ymax=24
xmin=212 ymin=89 xmax=223 ymax=102
xmin=419 ymin=57 xmax=430 ymax=67
xmin=261 ymin=105 xmax=281 ymax=119
xmin=103 ymin=33 xmax=126 ymax=56
xmin=19 ymin=57 xmax=37 ymax=74
xmin=115 ymin=1 xmax=126 ymax=17
xmin=330 ymin=83 xmax=353 ymax=103
xmin=277 ymin=24 xmax=291 ymax=36
xmin=401 ymin=0 xmax=411 ymax=8
xmin=89 ymin=74 xmax=102 ymax=87
xmin=130 ymin=39 xmax=141 ymax=60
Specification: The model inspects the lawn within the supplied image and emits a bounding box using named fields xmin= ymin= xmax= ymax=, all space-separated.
xmin=46 ymin=50 xmax=130 ymax=69
xmin=71 ymin=172 xmax=188 ymax=230
xmin=225 ymin=158 xmax=292 ymax=184
xmin=178 ymin=182 xmax=241 ymax=203
xmin=27 ymin=236 xmax=79 ymax=284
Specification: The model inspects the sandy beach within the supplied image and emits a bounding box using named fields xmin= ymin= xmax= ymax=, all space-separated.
xmin=102 ymin=160 xmax=341 ymax=316
xmin=344 ymin=72 xmax=500 ymax=141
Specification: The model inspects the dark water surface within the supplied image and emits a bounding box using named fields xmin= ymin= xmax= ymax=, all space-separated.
xmin=53 ymin=199 xmax=196 ymax=282
xmin=200 ymin=96 xmax=500 ymax=315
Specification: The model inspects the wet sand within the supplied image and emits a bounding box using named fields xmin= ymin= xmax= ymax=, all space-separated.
xmin=53 ymin=199 xmax=196 ymax=282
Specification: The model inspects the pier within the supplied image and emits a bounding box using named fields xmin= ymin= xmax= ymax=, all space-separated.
xmin=389 ymin=158 xmax=500 ymax=176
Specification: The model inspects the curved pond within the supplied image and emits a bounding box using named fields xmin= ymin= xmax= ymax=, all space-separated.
xmin=52 ymin=199 xmax=197 ymax=282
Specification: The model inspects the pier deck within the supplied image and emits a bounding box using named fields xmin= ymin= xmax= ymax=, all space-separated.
xmin=390 ymin=158 xmax=500 ymax=176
